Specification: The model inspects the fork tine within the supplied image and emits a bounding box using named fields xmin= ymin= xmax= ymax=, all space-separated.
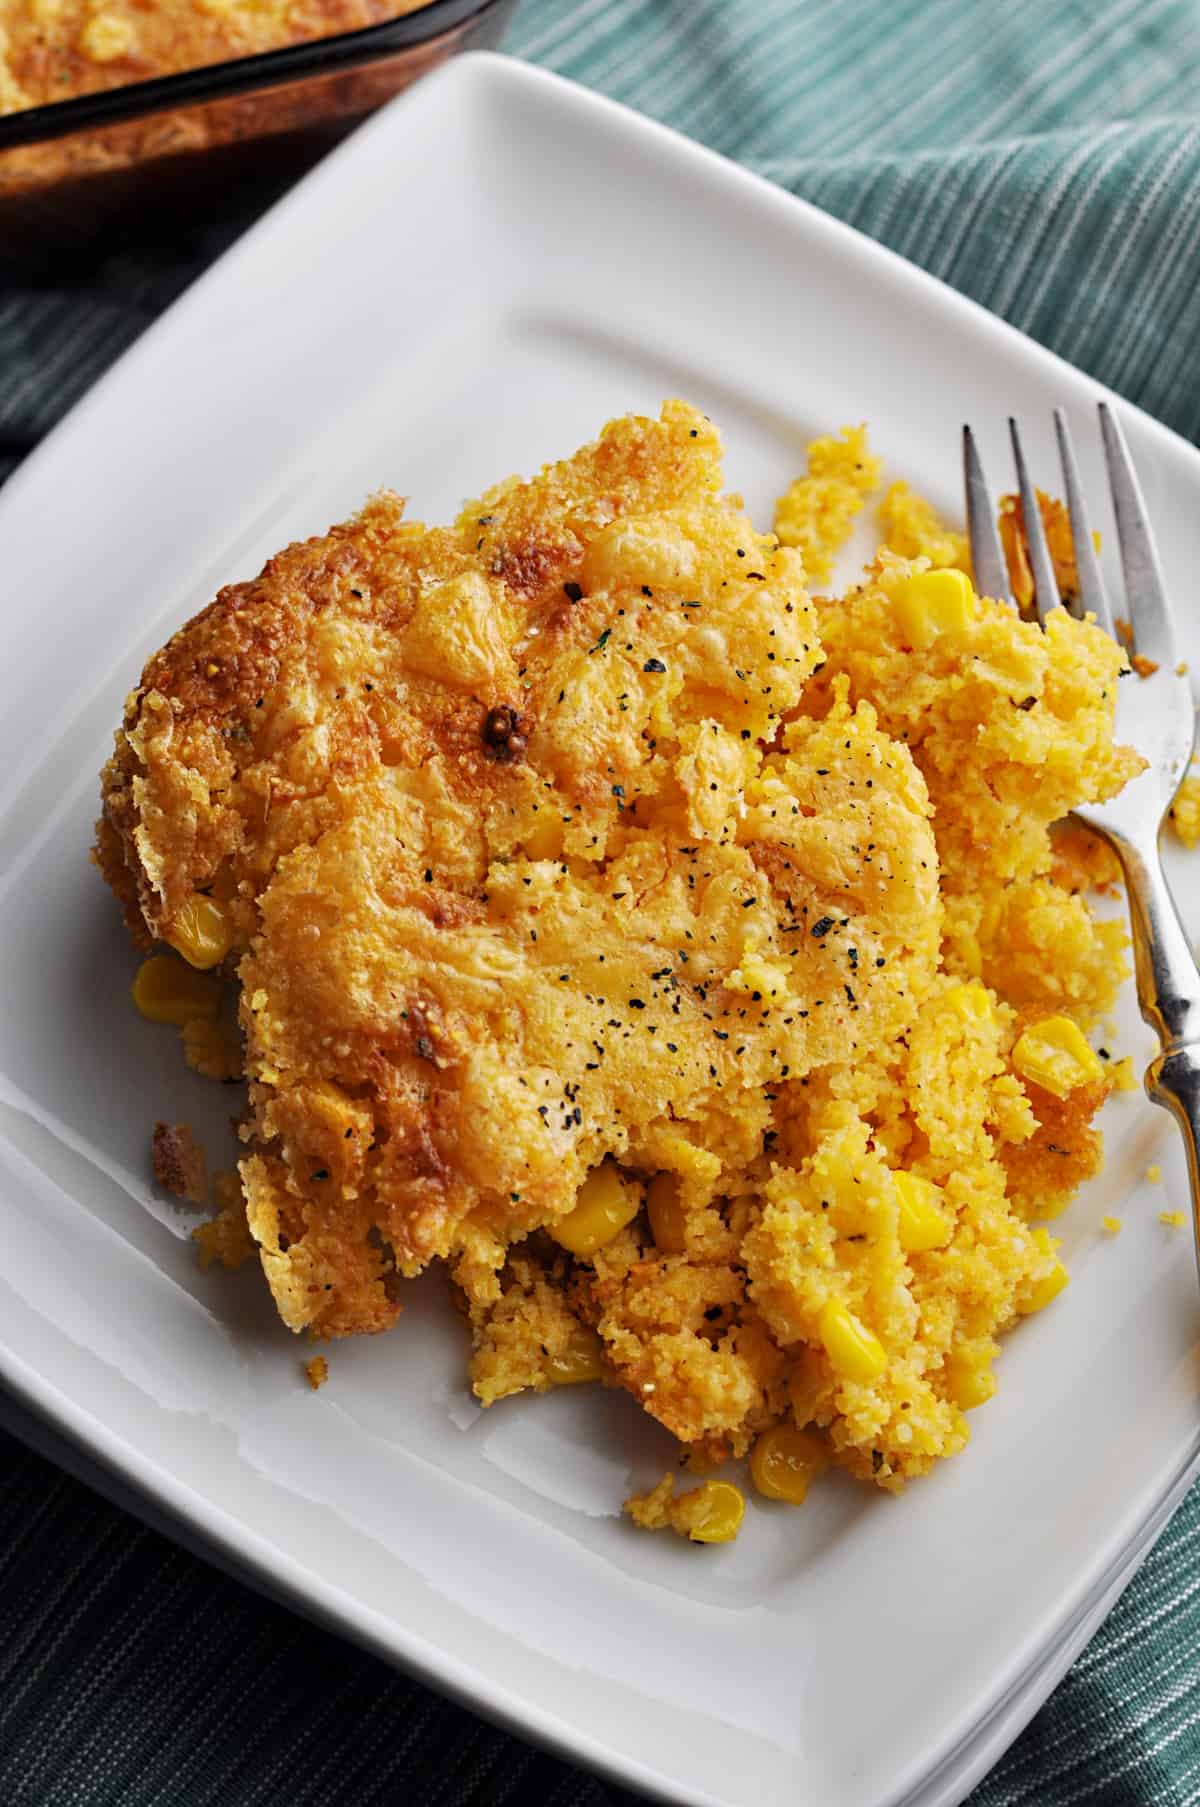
xmin=1009 ymin=417 xmax=1061 ymax=624
xmin=962 ymin=425 xmax=1013 ymax=605
xmin=1098 ymin=400 xmax=1177 ymax=671
xmin=1053 ymin=408 xmax=1114 ymax=635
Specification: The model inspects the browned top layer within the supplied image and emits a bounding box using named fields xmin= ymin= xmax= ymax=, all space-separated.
xmin=1 ymin=0 xmax=426 ymax=114
xmin=97 ymin=401 xmax=941 ymax=1340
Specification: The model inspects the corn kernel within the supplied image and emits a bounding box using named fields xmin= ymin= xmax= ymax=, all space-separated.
xmin=1101 ymin=1215 xmax=1122 ymax=1236
xmin=646 ymin=1172 xmax=688 ymax=1254
xmin=819 ymin=1298 xmax=887 ymax=1384
xmin=550 ymin=1159 xmax=641 ymax=1257
xmin=165 ymin=895 xmax=235 ymax=970
xmin=1160 ymin=1210 xmax=1187 ymax=1229
xmin=944 ymin=1351 xmax=996 ymax=1410
xmin=1145 ymin=1163 xmax=1162 ymax=1185
xmin=943 ymin=981 xmax=993 ymax=1023
xmin=750 ymin=1425 xmax=829 ymax=1504
xmin=545 ymin=1327 xmax=605 ymax=1386
xmin=132 ymin=953 xmax=223 ymax=1025
xmin=1022 ymin=1262 xmax=1070 ymax=1312
xmin=1019 ymin=1228 xmax=1070 ymax=1315
xmin=894 ymin=1171 xmax=951 ymax=1252
xmin=892 ymin=567 xmax=977 ymax=651
xmin=1012 ymin=1015 xmax=1103 ymax=1099
xmin=681 ymin=1479 xmax=745 ymax=1544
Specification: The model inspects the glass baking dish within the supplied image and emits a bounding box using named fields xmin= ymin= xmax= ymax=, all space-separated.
xmin=1 ymin=0 xmax=518 ymax=263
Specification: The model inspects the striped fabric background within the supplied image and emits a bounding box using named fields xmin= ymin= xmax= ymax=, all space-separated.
xmin=5 ymin=0 xmax=1200 ymax=1802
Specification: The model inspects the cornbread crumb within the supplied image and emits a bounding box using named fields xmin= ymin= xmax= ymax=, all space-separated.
xmin=1050 ymin=821 xmax=1121 ymax=896
xmin=1146 ymin=1163 xmax=1163 ymax=1184
xmin=1169 ymin=774 xmax=1200 ymax=849
xmin=1101 ymin=1215 xmax=1122 ymax=1236
xmin=1111 ymin=1057 xmax=1138 ymax=1092
xmin=305 ymin=1355 xmax=329 ymax=1391
xmin=1160 ymin=1211 xmax=1187 ymax=1229
xmin=466 ymin=1250 xmax=605 ymax=1403
xmin=624 ymin=1473 xmax=745 ymax=1543
xmin=193 ymin=1168 xmax=255 ymax=1270
xmin=151 ymin=1121 xmax=206 ymax=1203
xmin=878 ymin=480 xmax=970 ymax=573
xmin=999 ymin=490 xmax=1092 ymax=612
xmin=773 ymin=424 xmax=882 ymax=585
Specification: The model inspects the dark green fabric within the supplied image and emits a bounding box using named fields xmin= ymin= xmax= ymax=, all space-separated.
xmin=6 ymin=0 xmax=1200 ymax=1801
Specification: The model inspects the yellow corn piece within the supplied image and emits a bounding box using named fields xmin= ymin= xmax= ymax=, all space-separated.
xmin=1160 ymin=1210 xmax=1187 ymax=1229
xmin=132 ymin=953 xmax=223 ymax=1026
xmin=892 ymin=567 xmax=977 ymax=652
xmin=943 ymin=981 xmax=993 ymax=1023
xmin=819 ymin=1298 xmax=887 ymax=1384
xmin=750 ymin=1425 xmax=829 ymax=1504
xmin=1019 ymin=1228 xmax=1070 ymax=1315
xmin=1012 ymin=1015 xmax=1103 ymax=1099
xmin=550 ymin=1158 xmax=641 ymax=1257
xmin=894 ymin=1171 xmax=951 ymax=1252
xmin=646 ymin=1172 xmax=688 ymax=1254
xmin=1101 ymin=1215 xmax=1122 ymax=1237
xmin=681 ymin=1480 xmax=745 ymax=1544
xmin=165 ymin=895 xmax=235 ymax=970
xmin=545 ymin=1327 xmax=605 ymax=1386
xmin=1145 ymin=1163 xmax=1163 ymax=1185
xmin=944 ymin=1351 xmax=996 ymax=1410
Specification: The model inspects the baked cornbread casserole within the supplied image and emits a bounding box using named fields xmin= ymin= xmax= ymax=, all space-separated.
xmin=0 ymin=0 xmax=424 ymax=114
xmin=96 ymin=401 xmax=1146 ymax=1544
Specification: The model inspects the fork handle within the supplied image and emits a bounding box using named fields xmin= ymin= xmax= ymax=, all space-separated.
xmin=1113 ymin=835 xmax=1200 ymax=1212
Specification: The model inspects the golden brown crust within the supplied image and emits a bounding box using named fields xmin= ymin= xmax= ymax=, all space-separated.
xmin=105 ymin=403 xmax=941 ymax=1341
xmin=1 ymin=0 xmax=426 ymax=116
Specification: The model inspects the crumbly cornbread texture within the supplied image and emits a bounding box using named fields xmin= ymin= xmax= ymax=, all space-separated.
xmin=99 ymin=403 xmax=1143 ymax=1532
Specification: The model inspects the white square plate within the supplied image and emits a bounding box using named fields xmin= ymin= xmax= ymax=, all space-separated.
xmin=2 ymin=52 xmax=1200 ymax=1807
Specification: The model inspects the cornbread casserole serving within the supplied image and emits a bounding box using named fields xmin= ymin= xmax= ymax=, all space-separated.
xmin=0 ymin=0 xmax=425 ymax=115
xmin=97 ymin=401 xmax=1147 ymax=1543
xmin=0 ymin=0 xmax=506 ymax=224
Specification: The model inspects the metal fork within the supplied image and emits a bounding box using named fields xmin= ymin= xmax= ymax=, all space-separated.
xmin=963 ymin=405 xmax=1200 ymax=1224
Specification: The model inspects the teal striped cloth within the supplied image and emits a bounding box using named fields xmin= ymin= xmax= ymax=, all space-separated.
xmin=4 ymin=2 xmax=1200 ymax=1805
